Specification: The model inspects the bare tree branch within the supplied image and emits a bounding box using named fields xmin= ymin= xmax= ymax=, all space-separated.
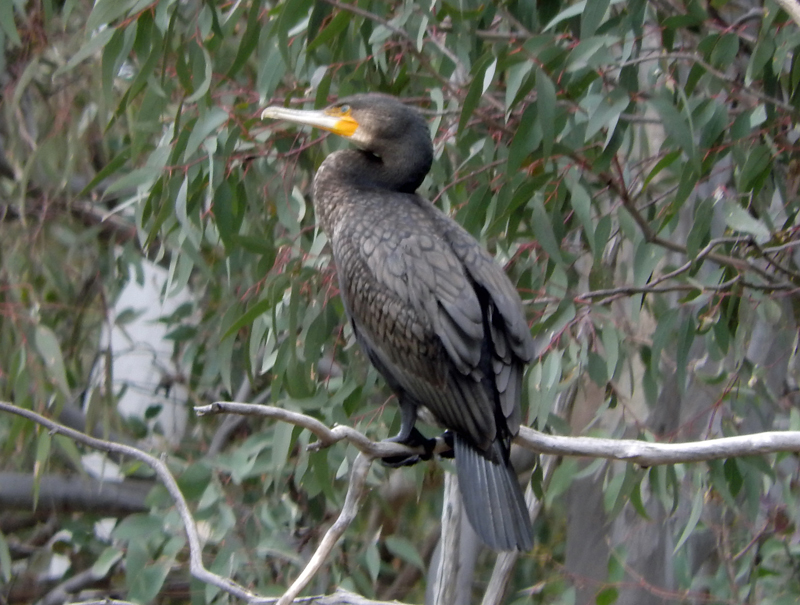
xmin=42 ymin=567 xmax=108 ymax=605
xmin=515 ymin=427 xmax=800 ymax=464
xmin=6 ymin=398 xmax=800 ymax=605
xmin=196 ymin=401 xmax=453 ymax=459
xmin=200 ymin=401 xmax=800 ymax=466
xmin=0 ymin=400 xmax=259 ymax=603
xmin=275 ymin=453 xmax=373 ymax=605
xmin=430 ymin=473 xmax=462 ymax=605
xmin=0 ymin=472 xmax=151 ymax=514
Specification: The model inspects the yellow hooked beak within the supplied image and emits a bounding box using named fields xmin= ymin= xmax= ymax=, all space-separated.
xmin=260 ymin=105 xmax=359 ymax=138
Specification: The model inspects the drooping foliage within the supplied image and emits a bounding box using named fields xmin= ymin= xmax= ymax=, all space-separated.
xmin=1 ymin=0 xmax=800 ymax=603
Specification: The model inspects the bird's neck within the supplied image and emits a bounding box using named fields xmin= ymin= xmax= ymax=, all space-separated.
xmin=313 ymin=146 xmax=433 ymax=231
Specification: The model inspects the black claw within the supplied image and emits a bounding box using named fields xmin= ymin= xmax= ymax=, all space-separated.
xmin=381 ymin=427 xmax=435 ymax=467
xmin=439 ymin=430 xmax=455 ymax=459
xmin=381 ymin=453 xmax=423 ymax=468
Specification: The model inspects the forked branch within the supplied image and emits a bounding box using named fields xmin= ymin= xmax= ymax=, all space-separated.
xmin=5 ymin=398 xmax=800 ymax=605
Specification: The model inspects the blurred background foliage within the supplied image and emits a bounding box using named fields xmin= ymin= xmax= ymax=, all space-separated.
xmin=1 ymin=0 xmax=800 ymax=603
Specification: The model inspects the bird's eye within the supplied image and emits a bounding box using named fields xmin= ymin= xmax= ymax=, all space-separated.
xmin=339 ymin=104 xmax=351 ymax=114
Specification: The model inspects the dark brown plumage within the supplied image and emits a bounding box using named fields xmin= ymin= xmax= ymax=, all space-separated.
xmin=262 ymin=93 xmax=535 ymax=551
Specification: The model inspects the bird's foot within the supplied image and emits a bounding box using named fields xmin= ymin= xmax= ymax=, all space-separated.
xmin=380 ymin=428 xmax=436 ymax=468
xmin=438 ymin=430 xmax=455 ymax=459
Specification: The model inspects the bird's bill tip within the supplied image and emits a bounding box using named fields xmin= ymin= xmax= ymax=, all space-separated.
xmin=260 ymin=106 xmax=359 ymax=138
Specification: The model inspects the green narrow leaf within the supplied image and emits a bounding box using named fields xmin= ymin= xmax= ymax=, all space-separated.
xmin=33 ymin=430 xmax=52 ymax=508
xmin=505 ymin=61 xmax=532 ymax=111
xmin=55 ymin=26 xmax=116 ymax=76
xmin=632 ymin=242 xmax=661 ymax=287
xmin=272 ymin=422 xmax=294 ymax=480
xmin=222 ymin=298 xmax=272 ymax=340
xmin=227 ymin=0 xmax=262 ymax=78
xmin=585 ymin=88 xmax=630 ymax=143
xmin=183 ymin=107 xmax=229 ymax=161
xmin=129 ymin=561 xmax=171 ymax=604
xmin=544 ymin=1 xmax=587 ymax=31
xmin=602 ymin=324 xmax=619 ymax=379
xmin=0 ymin=529 xmax=10 ymax=582
xmin=723 ymin=458 xmax=743 ymax=497
xmin=737 ymin=144 xmax=771 ymax=194
xmin=54 ymin=435 xmax=83 ymax=470
xmin=365 ymin=540 xmax=380 ymax=583
xmin=531 ymin=196 xmax=564 ymax=265
xmin=722 ymin=202 xmax=771 ymax=242
xmin=101 ymin=26 xmax=126 ymax=100
xmin=0 ymin=1 xmax=21 ymax=46
xmin=567 ymin=178 xmax=595 ymax=252
xmin=92 ymin=546 xmax=124 ymax=578
xmin=596 ymin=588 xmax=619 ymax=605
xmin=686 ymin=197 xmax=713 ymax=258
xmin=34 ymin=325 xmax=70 ymax=396
xmin=87 ymin=0 xmax=138 ymax=31
xmin=77 ymin=147 xmax=131 ymax=198
xmin=629 ymin=479 xmax=650 ymax=520
xmin=307 ymin=10 xmax=350 ymax=52
xmin=649 ymin=97 xmax=696 ymax=166
xmin=385 ymin=535 xmax=425 ymax=570
xmin=675 ymin=315 xmax=695 ymax=393
xmin=508 ymin=103 xmax=540 ymax=172
xmin=274 ymin=0 xmax=313 ymax=64
xmin=458 ymin=54 xmax=493 ymax=134
xmin=185 ymin=43 xmax=213 ymax=104
xmin=643 ymin=150 xmax=680 ymax=189
xmin=580 ymin=0 xmax=610 ymax=37
xmin=536 ymin=68 xmax=556 ymax=158
xmin=482 ymin=58 xmax=497 ymax=94
xmin=710 ymin=33 xmax=739 ymax=69
xmin=674 ymin=487 xmax=704 ymax=553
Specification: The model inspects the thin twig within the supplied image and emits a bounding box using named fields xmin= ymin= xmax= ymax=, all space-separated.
xmin=615 ymin=52 xmax=796 ymax=113
xmin=575 ymin=276 xmax=741 ymax=304
xmin=197 ymin=401 xmax=452 ymax=458
xmin=276 ymin=453 xmax=374 ymax=605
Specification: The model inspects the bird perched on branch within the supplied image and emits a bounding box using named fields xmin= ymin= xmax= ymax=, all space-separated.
xmin=262 ymin=93 xmax=535 ymax=551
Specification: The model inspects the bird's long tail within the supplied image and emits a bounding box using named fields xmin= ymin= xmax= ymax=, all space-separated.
xmin=453 ymin=434 xmax=533 ymax=551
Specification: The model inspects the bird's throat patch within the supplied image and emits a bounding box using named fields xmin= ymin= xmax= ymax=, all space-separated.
xmin=330 ymin=114 xmax=359 ymax=138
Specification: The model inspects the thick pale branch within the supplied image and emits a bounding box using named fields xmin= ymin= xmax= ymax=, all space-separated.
xmin=201 ymin=401 xmax=800 ymax=465
xmin=516 ymin=427 xmax=800 ymax=465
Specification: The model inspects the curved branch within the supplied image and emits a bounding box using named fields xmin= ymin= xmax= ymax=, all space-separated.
xmin=0 ymin=401 xmax=259 ymax=603
xmin=201 ymin=401 xmax=800 ymax=466
xmin=196 ymin=401 xmax=452 ymax=458
xmin=7 ymin=399 xmax=800 ymax=605
xmin=274 ymin=453 xmax=374 ymax=605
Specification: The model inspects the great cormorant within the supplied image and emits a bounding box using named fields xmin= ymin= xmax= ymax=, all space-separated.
xmin=261 ymin=93 xmax=535 ymax=551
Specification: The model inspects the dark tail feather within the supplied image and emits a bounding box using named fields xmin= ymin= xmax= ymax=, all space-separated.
xmin=453 ymin=435 xmax=533 ymax=551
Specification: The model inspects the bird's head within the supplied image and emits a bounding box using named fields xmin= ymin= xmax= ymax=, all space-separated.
xmin=261 ymin=93 xmax=433 ymax=193
xmin=261 ymin=94 xmax=428 ymax=156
